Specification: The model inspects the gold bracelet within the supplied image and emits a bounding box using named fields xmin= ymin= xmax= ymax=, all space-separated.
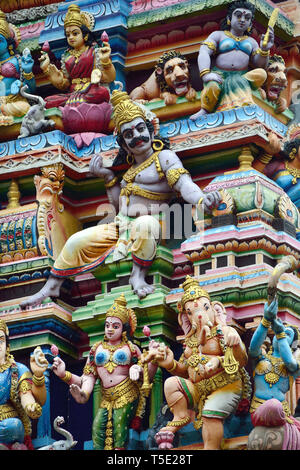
xmin=254 ymin=48 xmax=269 ymax=57
xmin=23 ymin=71 xmax=34 ymax=80
xmin=261 ymin=317 xmax=271 ymax=329
xmin=276 ymin=332 xmax=286 ymax=340
xmin=61 ymin=371 xmax=72 ymax=384
xmin=101 ymin=59 xmax=112 ymax=68
xmin=32 ymin=374 xmax=45 ymax=387
xmin=105 ymin=176 xmax=118 ymax=189
xmin=199 ymin=68 xmax=210 ymax=78
xmin=166 ymin=359 xmax=177 ymax=373
xmin=258 ymin=153 xmax=273 ymax=164
xmin=198 ymin=197 xmax=204 ymax=205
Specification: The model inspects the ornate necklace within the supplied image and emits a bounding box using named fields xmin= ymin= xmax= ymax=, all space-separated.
xmin=186 ymin=334 xmax=200 ymax=352
xmin=284 ymin=161 xmax=300 ymax=184
xmin=256 ymin=353 xmax=288 ymax=387
xmin=224 ymin=30 xmax=249 ymax=42
xmin=101 ymin=338 xmax=127 ymax=374
xmin=123 ymin=150 xmax=164 ymax=184
xmin=68 ymin=46 xmax=88 ymax=63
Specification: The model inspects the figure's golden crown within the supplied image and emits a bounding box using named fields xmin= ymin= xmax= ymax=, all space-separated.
xmin=111 ymin=90 xmax=146 ymax=133
xmin=105 ymin=294 xmax=130 ymax=324
xmin=105 ymin=294 xmax=137 ymax=334
xmin=0 ymin=10 xmax=11 ymax=39
xmin=0 ymin=319 xmax=9 ymax=336
xmin=64 ymin=4 xmax=94 ymax=30
xmin=180 ymin=275 xmax=210 ymax=309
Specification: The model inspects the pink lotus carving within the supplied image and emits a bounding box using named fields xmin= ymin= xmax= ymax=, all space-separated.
xmin=50 ymin=344 xmax=59 ymax=356
xmin=60 ymin=101 xmax=112 ymax=136
xmin=143 ymin=325 xmax=151 ymax=337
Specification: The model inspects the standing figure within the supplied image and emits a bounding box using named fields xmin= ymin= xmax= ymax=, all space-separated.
xmin=20 ymin=90 xmax=220 ymax=308
xmin=0 ymin=320 xmax=48 ymax=450
xmin=52 ymin=294 xmax=157 ymax=450
xmin=190 ymin=0 xmax=274 ymax=119
xmin=143 ymin=276 xmax=248 ymax=450
xmin=0 ymin=10 xmax=36 ymax=125
xmin=248 ymin=299 xmax=300 ymax=450
xmin=39 ymin=4 xmax=115 ymax=135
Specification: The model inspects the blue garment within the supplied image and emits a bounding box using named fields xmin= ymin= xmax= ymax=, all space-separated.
xmin=95 ymin=347 xmax=131 ymax=367
xmin=0 ymin=361 xmax=30 ymax=445
xmin=219 ymin=37 xmax=253 ymax=56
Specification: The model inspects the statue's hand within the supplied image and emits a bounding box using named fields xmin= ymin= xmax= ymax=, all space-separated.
xmin=100 ymin=41 xmax=111 ymax=63
xmin=260 ymin=27 xmax=274 ymax=51
xmin=275 ymin=97 xmax=287 ymax=114
xmin=264 ymin=298 xmax=278 ymax=321
xmin=21 ymin=49 xmax=34 ymax=73
xmin=30 ymin=346 xmax=48 ymax=377
xmin=129 ymin=364 xmax=142 ymax=381
xmin=204 ymin=356 xmax=220 ymax=375
xmin=51 ymin=356 xmax=66 ymax=378
xmin=273 ymin=317 xmax=285 ymax=335
xmin=185 ymin=86 xmax=197 ymax=102
xmin=69 ymin=384 xmax=87 ymax=404
xmin=39 ymin=51 xmax=50 ymax=72
xmin=91 ymin=68 xmax=102 ymax=84
xmin=202 ymin=72 xmax=223 ymax=84
xmin=223 ymin=326 xmax=241 ymax=347
xmin=89 ymin=153 xmax=115 ymax=180
xmin=10 ymin=79 xmax=21 ymax=95
xmin=202 ymin=190 xmax=222 ymax=213
xmin=25 ymin=402 xmax=42 ymax=419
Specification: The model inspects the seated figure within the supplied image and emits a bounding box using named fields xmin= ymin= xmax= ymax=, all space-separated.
xmin=39 ymin=4 xmax=116 ymax=136
xmin=0 ymin=9 xmax=36 ymax=125
xmin=190 ymin=0 xmax=274 ymax=119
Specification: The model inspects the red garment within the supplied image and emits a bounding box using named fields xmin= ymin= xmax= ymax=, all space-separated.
xmin=45 ymin=47 xmax=110 ymax=109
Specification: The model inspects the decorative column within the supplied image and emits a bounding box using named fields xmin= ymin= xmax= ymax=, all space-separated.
xmin=149 ymin=367 xmax=163 ymax=428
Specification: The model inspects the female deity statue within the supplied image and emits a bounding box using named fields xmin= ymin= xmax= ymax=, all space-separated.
xmin=190 ymin=0 xmax=274 ymax=119
xmin=0 ymin=319 xmax=48 ymax=450
xmin=52 ymin=294 xmax=158 ymax=450
xmin=39 ymin=4 xmax=116 ymax=136
xmin=0 ymin=9 xmax=36 ymax=125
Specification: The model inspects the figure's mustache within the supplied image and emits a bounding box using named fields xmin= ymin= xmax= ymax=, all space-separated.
xmin=128 ymin=135 xmax=150 ymax=148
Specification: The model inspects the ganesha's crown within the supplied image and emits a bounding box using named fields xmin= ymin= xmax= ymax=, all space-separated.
xmin=180 ymin=275 xmax=210 ymax=309
xmin=111 ymin=89 xmax=146 ymax=133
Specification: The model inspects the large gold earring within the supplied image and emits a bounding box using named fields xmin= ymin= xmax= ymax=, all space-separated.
xmin=84 ymin=35 xmax=88 ymax=42
xmin=8 ymin=44 xmax=14 ymax=55
xmin=227 ymin=18 xmax=231 ymax=26
xmin=289 ymin=148 xmax=297 ymax=160
xmin=152 ymin=139 xmax=164 ymax=151
xmin=126 ymin=153 xmax=134 ymax=165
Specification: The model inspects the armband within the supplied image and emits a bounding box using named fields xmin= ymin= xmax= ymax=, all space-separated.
xmin=166 ymin=168 xmax=189 ymax=188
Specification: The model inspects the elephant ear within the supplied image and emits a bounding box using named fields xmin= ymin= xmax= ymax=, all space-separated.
xmin=177 ymin=302 xmax=191 ymax=336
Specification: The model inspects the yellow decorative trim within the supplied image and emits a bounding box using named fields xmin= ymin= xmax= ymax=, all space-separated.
xmin=166 ymin=167 xmax=189 ymax=188
xmin=199 ymin=68 xmax=211 ymax=78
xmin=61 ymin=371 xmax=72 ymax=384
xmin=105 ymin=176 xmax=118 ymax=189
xmin=32 ymin=374 xmax=45 ymax=387
xmin=166 ymin=359 xmax=177 ymax=373
xmin=261 ymin=318 xmax=271 ymax=329
xmin=201 ymin=41 xmax=216 ymax=53
xmin=253 ymin=47 xmax=270 ymax=57
xmin=284 ymin=161 xmax=300 ymax=184
xmin=276 ymin=332 xmax=286 ymax=340
xmin=0 ymin=403 xmax=18 ymax=421
xmin=23 ymin=71 xmax=34 ymax=81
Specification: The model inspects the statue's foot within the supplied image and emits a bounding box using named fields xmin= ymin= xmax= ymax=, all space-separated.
xmin=190 ymin=108 xmax=207 ymax=120
xmin=20 ymin=277 xmax=63 ymax=310
xmin=155 ymin=430 xmax=174 ymax=450
xmin=129 ymin=269 xmax=155 ymax=299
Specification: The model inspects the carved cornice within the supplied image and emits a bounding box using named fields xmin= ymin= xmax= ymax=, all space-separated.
xmin=128 ymin=0 xmax=294 ymax=40
xmin=6 ymin=3 xmax=61 ymax=23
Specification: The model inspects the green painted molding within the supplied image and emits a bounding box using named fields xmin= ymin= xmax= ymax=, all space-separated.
xmin=128 ymin=0 xmax=294 ymax=40
xmin=10 ymin=331 xmax=78 ymax=358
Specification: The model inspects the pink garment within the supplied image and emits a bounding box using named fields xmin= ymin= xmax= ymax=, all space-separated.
xmin=251 ymin=398 xmax=300 ymax=450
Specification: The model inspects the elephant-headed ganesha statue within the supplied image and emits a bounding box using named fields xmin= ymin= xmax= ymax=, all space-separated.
xmin=143 ymin=276 xmax=249 ymax=450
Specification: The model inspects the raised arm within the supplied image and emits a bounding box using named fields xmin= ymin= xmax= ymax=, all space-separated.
xmin=159 ymin=149 xmax=221 ymax=212
xmin=249 ymin=299 xmax=277 ymax=358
